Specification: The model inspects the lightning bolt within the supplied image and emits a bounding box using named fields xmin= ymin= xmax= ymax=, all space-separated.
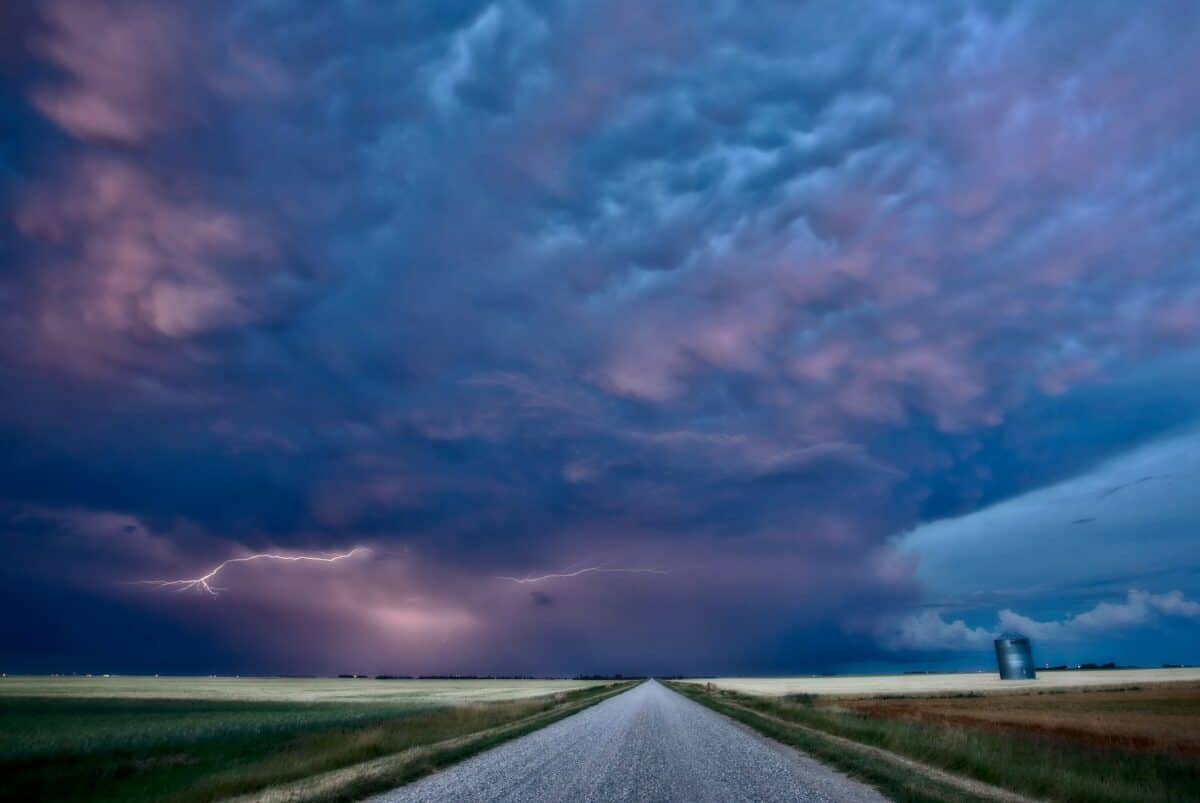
xmin=134 ymin=547 xmax=367 ymax=596
xmin=496 ymin=566 xmax=669 ymax=584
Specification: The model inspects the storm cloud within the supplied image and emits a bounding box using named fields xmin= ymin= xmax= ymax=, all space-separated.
xmin=2 ymin=0 xmax=1200 ymax=674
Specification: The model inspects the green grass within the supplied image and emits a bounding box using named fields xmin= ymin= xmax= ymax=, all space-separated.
xmin=1 ymin=682 xmax=631 ymax=803
xmin=668 ymin=682 xmax=1200 ymax=803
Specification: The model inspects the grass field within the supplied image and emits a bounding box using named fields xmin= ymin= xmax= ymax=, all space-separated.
xmin=0 ymin=675 xmax=605 ymax=703
xmin=0 ymin=676 xmax=628 ymax=803
xmin=670 ymin=678 xmax=1200 ymax=803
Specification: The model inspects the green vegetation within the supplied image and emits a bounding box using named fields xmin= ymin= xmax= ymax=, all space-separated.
xmin=668 ymin=682 xmax=1200 ymax=803
xmin=1 ymin=681 xmax=631 ymax=803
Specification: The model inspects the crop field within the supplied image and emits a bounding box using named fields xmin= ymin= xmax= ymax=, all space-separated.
xmin=0 ymin=674 xmax=605 ymax=703
xmin=671 ymin=676 xmax=1200 ymax=803
xmin=681 ymin=666 xmax=1200 ymax=697
xmin=0 ymin=676 xmax=626 ymax=803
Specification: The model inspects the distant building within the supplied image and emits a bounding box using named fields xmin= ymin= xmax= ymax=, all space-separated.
xmin=994 ymin=633 xmax=1036 ymax=679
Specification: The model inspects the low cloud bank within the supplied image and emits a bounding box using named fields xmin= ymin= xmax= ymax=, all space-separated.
xmin=887 ymin=590 xmax=1200 ymax=652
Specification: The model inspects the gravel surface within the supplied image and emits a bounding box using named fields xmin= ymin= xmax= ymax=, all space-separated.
xmin=371 ymin=679 xmax=889 ymax=803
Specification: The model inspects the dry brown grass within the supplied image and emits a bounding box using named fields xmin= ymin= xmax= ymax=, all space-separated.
xmin=834 ymin=681 xmax=1200 ymax=756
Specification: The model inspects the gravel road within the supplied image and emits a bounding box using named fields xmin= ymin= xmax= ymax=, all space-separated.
xmin=371 ymin=679 xmax=889 ymax=802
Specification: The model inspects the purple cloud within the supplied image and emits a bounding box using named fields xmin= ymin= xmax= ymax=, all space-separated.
xmin=2 ymin=1 xmax=1200 ymax=674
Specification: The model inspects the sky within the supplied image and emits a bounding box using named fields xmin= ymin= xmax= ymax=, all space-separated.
xmin=2 ymin=0 xmax=1199 ymax=677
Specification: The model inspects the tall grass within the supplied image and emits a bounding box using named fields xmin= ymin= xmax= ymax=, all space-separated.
xmin=1 ymin=697 xmax=431 ymax=760
xmin=0 ymin=683 xmax=629 ymax=803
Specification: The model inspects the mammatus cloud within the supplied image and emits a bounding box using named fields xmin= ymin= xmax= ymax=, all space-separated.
xmin=887 ymin=590 xmax=1200 ymax=652
xmin=3 ymin=2 xmax=1200 ymax=673
xmin=133 ymin=547 xmax=369 ymax=596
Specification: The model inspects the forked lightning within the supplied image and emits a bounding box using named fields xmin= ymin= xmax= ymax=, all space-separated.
xmin=136 ymin=547 xmax=367 ymax=596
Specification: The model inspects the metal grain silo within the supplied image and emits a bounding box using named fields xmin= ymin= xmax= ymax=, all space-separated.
xmin=994 ymin=633 xmax=1036 ymax=680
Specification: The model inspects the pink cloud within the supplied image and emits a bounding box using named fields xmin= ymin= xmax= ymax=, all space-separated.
xmin=598 ymin=340 xmax=689 ymax=402
xmin=13 ymin=157 xmax=274 ymax=372
xmin=30 ymin=0 xmax=194 ymax=144
xmin=28 ymin=1 xmax=287 ymax=144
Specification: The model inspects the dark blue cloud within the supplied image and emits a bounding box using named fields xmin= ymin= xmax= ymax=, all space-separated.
xmin=2 ymin=0 xmax=1200 ymax=674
